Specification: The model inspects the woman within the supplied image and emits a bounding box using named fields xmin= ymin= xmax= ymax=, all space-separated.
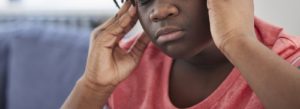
xmin=62 ymin=0 xmax=300 ymax=108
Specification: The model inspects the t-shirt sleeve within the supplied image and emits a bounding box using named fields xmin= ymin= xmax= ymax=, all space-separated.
xmin=281 ymin=33 xmax=300 ymax=69
xmin=291 ymin=51 xmax=300 ymax=69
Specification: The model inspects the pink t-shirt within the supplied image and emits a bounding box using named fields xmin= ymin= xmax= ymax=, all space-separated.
xmin=108 ymin=18 xmax=300 ymax=109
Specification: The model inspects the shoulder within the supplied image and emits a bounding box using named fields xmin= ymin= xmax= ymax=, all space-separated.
xmin=279 ymin=33 xmax=300 ymax=67
xmin=255 ymin=17 xmax=300 ymax=66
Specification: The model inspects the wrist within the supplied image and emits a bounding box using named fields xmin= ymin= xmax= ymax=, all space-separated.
xmin=219 ymin=33 xmax=257 ymax=53
xmin=61 ymin=77 xmax=114 ymax=109
xmin=77 ymin=76 xmax=116 ymax=95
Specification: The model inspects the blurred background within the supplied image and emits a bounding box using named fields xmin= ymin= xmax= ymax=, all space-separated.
xmin=0 ymin=0 xmax=299 ymax=109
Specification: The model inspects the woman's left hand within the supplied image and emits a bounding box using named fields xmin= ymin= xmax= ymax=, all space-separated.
xmin=207 ymin=0 xmax=256 ymax=50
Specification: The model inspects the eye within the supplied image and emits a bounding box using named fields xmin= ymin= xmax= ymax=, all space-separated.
xmin=139 ymin=0 xmax=151 ymax=5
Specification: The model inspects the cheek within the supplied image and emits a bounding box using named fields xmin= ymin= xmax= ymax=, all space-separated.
xmin=139 ymin=19 xmax=156 ymax=42
xmin=138 ymin=12 xmax=156 ymax=39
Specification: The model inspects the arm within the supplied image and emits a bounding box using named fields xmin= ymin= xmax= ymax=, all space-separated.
xmin=61 ymin=1 xmax=150 ymax=108
xmin=222 ymin=35 xmax=300 ymax=109
xmin=61 ymin=78 xmax=114 ymax=109
xmin=207 ymin=0 xmax=300 ymax=108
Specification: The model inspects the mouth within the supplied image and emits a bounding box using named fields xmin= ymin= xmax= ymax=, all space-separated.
xmin=155 ymin=26 xmax=185 ymax=45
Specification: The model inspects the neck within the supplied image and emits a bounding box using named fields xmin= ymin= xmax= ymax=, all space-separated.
xmin=179 ymin=42 xmax=230 ymax=70
xmin=169 ymin=42 xmax=234 ymax=108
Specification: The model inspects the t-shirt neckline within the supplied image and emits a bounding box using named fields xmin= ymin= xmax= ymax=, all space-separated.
xmin=162 ymin=57 xmax=241 ymax=108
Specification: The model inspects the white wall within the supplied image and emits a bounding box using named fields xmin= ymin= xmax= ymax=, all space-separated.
xmin=0 ymin=0 xmax=299 ymax=35
xmin=0 ymin=0 xmax=118 ymax=15
xmin=255 ymin=0 xmax=300 ymax=35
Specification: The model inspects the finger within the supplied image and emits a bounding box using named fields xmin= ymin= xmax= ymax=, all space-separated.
xmin=129 ymin=32 xmax=151 ymax=59
xmin=100 ymin=5 xmax=138 ymax=47
xmin=117 ymin=0 xmax=132 ymax=16
xmin=102 ymin=0 xmax=133 ymax=30
xmin=91 ymin=0 xmax=133 ymax=36
xmin=92 ymin=5 xmax=138 ymax=49
xmin=109 ymin=5 xmax=138 ymax=36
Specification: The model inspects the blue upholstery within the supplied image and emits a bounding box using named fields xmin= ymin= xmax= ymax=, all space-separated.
xmin=0 ymin=25 xmax=11 ymax=109
xmin=0 ymin=20 xmax=93 ymax=109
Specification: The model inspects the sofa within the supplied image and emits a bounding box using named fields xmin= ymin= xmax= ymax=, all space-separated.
xmin=0 ymin=17 xmax=98 ymax=109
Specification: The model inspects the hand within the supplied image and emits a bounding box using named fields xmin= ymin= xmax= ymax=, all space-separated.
xmin=82 ymin=0 xmax=150 ymax=89
xmin=207 ymin=0 xmax=256 ymax=50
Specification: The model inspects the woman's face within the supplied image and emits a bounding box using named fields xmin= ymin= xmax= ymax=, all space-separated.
xmin=136 ymin=0 xmax=212 ymax=59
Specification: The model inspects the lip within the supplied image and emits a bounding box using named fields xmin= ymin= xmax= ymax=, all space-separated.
xmin=155 ymin=27 xmax=184 ymax=44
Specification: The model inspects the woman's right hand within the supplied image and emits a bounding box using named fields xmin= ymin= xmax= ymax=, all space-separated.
xmin=81 ymin=0 xmax=150 ymax=90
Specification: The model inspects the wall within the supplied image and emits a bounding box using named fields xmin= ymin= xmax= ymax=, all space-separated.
xmin=255 ymin=0 xmax=300 ymax=35
xmin=0 ymin=0 xmax=299 ymax=35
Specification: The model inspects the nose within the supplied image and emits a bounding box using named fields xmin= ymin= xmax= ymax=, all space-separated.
xmin=149 ymin=2 xmax=179 ymax=22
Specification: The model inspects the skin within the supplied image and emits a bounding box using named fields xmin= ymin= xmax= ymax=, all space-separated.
xmin=135 ymin=0 xmax=232 ymax=107
xmin=136 ymin=0 xmax=212 ymax=59
xmin=62 ymin=0 xmax=300 ymax=109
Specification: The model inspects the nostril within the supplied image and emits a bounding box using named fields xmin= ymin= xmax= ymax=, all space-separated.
xmin=168 ymin=13 xmax=174 ymax=17
xmin=150 ymin=5 xmax=179 ymax=22
xmin=153 ymin=17 xmax=159 ymax=22
xmin=151 ymin=13 xmax=175 ymax=22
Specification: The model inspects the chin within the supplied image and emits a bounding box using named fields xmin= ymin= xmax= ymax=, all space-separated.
xmin=160 ymin=42 xmax=211 ymax=60
xmin=165 ymin=51 xmax=191 ymax=59
xmin=162 ymin=46 xmax=203 ymax=60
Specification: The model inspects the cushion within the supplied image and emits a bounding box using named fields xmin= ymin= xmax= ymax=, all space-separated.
xmin=6 ymin=21 xmax=91 ymax=109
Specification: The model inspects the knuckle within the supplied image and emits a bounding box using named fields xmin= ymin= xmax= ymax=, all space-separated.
xmin=91 ymin=30 xmax=100 ymax=38
xmin=126 ymin=11 xmax=134 ymax=19
xmin=131 ymin=48 xmax=139 ymax=57
xmin=118 ymin=14 xmax=131 ymax=28
xmin=134 ymin=44 xmax=144 ymax=52
xmin=114 ymin=13 xmax=120 ymax=19
xmin=91 ymin=27 xmax=105 ymax=37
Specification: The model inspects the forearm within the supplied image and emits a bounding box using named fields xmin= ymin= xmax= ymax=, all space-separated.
xmin=61 ymin=77 xmax=115 ymax=109
xmin=221 ymin=36 xmax=300 ymax=109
